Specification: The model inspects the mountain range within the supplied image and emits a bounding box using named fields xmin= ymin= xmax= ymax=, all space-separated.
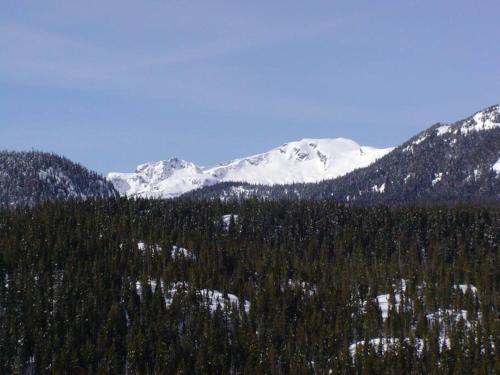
xmin=107 ymin=138 xmax=393 ymax=199
xmin=185 ymin=105 xmax=500 ymax=205
xmin=1 ymin=105 xmax=499 ymax=207
xmin=110 ymin=104 xmax=500 ymax=205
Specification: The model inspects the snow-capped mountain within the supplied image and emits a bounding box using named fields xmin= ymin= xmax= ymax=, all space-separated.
xmin=107 ymin=138 xmax=393 ymax=198
xmin=186 ymin=105 xmax=500 ymax=205
xmin=109 ymin=158 xmax=215 ymax=199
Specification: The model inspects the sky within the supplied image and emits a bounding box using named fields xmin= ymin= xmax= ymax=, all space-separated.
xmin=1 ymin=1 xmax=499 ymax=173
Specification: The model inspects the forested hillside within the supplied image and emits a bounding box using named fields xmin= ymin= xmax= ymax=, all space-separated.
xmin=0 ymin=199 xmax=498 ymax=374
xmin=0 ymin=151 xmax=118 ymax=208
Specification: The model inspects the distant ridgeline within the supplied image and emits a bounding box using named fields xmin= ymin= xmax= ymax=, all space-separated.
xmin=185 ymin=105 xmax=500 ymax=205
xmin=1 ymin=105 xmax=499 ymax=208
xmin=0 ymin=151 xmax=118 ymax=208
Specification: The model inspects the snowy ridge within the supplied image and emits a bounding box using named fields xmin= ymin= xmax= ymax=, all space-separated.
xmin=434 ymin=105 xmax=500 ymax=137
xmin=108 ymin=138 xmax=393 ymax=198
xmin=108 ymin=158 xmax=216 ymax=199
xmin=459 ymin=105 xmax=500 ymax=135
xmin=402 ymin=105 xmax=500 ymax=154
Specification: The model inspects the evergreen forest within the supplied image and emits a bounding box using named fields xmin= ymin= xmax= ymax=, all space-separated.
xmin=0 ymin=198 xmax=498 ymax=374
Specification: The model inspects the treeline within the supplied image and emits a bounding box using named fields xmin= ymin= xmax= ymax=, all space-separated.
xmin=0 ymin=198 xmax=498 ymax=374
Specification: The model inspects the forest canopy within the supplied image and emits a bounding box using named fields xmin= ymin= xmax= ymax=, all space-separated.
xmin=0 ymin=198 xmax=498 ymax=374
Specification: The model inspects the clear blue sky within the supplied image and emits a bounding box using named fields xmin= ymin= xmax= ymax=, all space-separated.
xmin=1 ymin=1 xmax=499 ymax=173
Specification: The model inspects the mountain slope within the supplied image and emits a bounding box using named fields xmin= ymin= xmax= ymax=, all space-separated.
xmin=108 ymin=138 xmax=392 ymax=198
xmin=109 ymin=158 xmax=215 ymax=199
xmin=185 ymin=105 xmax=500 ymax=205
xmin=0 ymin=151 xmax=118 ymax=208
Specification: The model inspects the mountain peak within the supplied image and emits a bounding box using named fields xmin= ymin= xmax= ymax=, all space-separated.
xmin=108 ymin=137 xmax=392 ymax=198
xmin=458 ymin=104 xmax=500 ymax=135
xmin=136 ymin=158 xmax=200 ymax=174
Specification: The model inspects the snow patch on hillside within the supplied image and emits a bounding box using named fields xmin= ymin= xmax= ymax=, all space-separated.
xmin=371 ymin=183 xmax=386 ymax=193
xmin=426 ymin=309 xmax=471 ymax=330
xmin=135 ymin=280 xmax=250 ymax=313
xmin=492 ymin=158 xmax=500 ymax=174
xmin=453 ymin=284 xmax=478 ymax=296
xmin=137 ymin=241 xmax=146 ymax=252
xmin=286 ymin=279 xmax=317 ymax=296
xmin=136 ymin=242 xmax=193 ymax=258
xmin=199 ymin=289 xmax=251 ymax=314
xmin=460 ymin=106 xmax=500 ymax=135
xmin=363 ymin=280 xmax=408 ymax=320
xmin=413 ymin=134 xmax=428 ymax=145
xmin=432 ymin=172 xmax=443 ymax=186
xmin=436 ymin=125 xmax=451 ymax=136
xmin=349 ymin=338 xmax=425 ymax=357
xmin=136 ymin=241 xmax=162 ymax=254
xmin=171 ymin=246 xmax=194 ymax=259
xmin=353 ymin=282 xmax=485 ymax=357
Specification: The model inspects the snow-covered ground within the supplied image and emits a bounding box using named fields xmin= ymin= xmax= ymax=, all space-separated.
xmin=135 ymin=280 xmax=250 ymax=313
xmin=285 ymin=279 xmax=317 ymax=296
xmin=136 ymin=242 xmax=194 ymax=259
xmin=171 ymin=245 xmax=193 ymax=259
xmin=108 ymin=138 xmax=393 ymax=198
xmin=459 ymin=105 xmax=500 ymax=135
xmin=436 ymin=125 xmax=451 ymax=136
xmin=453 ymin=284 xmax=478 ymax=296
xmin=363 ymin=279 xmax=408 ymax=320
xmin=221 ymin=214 xmax=239 ymax=231
xmin=371 ymin=183 xmax=386 ymax=193
xmin=349 ymin=338 xmax=425 ymax=357
xmin=432 ymin=172 xmax=443 ymax=186
xmin=492 ymin=158 xmax=500 ymax=175
xmin=353 ymin=282 xmax=484 ymax=357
